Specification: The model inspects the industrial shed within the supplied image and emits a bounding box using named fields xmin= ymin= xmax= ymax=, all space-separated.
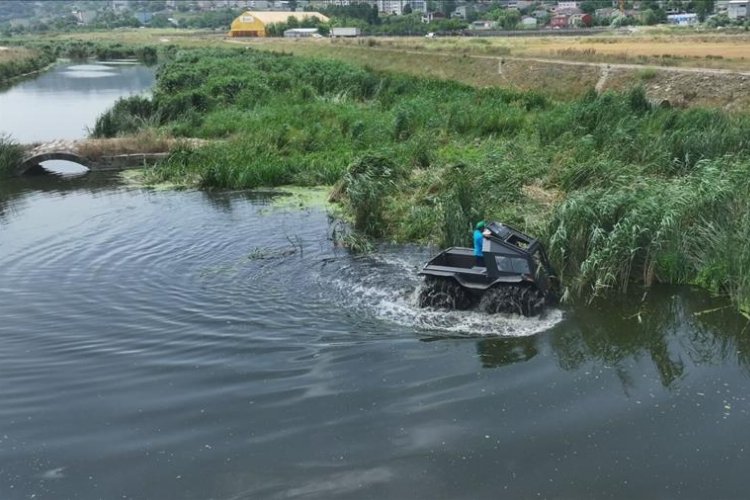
xmin=228 ymin=11 xmax=329 ymax=38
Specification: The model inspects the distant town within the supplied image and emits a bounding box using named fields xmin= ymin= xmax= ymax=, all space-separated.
xmin=0 ymin=0 xmax=747 ymax=36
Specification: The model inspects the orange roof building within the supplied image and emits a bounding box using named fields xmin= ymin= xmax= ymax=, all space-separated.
xmin=228 ymin=11 xmax=329 ymax=37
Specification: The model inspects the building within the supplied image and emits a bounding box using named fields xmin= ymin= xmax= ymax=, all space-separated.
xmin=422 ymin=11 xmax=446 ymax=22
xmin=568 ymin=13 xmax=592 ymax=26
xmin=509 ymin=0 xmax=535 ymax=9
xmin=557 ymin=1 xmax=579 ymax=9
xmin=135 ymin=11 xmax=153 ymax=24
xmin=248 ymin=0 xmax=272 ymax=9
xmin=469 ymin=19 xmax=497 ymax=29
xmin=72 ymin=9 xmax=97 ymax=25
xmin=377 ymin=0 xmax=426 ymax=15
xmin=550 ymin=14 xmax=568 ymax=27
xmin=451 ymin=5 xmax=475 ymax=19
xmin=111 ymin=0 xmax=130 ymax=11
xmin=228 ymin=11 xmax=329 ymax=37
xmin=728 ymin=0 xmax=748 ymax=19
xmin=521 ymin=16 xmax=538 ymax=26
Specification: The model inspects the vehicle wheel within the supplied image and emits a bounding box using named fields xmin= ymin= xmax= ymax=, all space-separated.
xmin=479 ymin=285 xmax=546 ymax=316
xmin=418 ymin=277 xmax=472 ymax=310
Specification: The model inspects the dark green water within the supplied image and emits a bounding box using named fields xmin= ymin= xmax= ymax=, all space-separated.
xmin=1 ymin=173 xmax=749 ymax=500
xmin=1 ymin=59 xmax=749 ymax=500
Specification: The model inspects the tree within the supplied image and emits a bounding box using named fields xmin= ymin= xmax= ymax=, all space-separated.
xmin=369 ymin=4 xmax=381 ymax=25
xmin=442 ymin=0 xmax=457 ymax=16
xmin=693 ymin=0 xmax=715 ymax=21
xmin=286 ymin=15 xmax=299 ymax=29
xmin=495 ymin=9 xmax=521 ymax=29
xmin=403 ymin=3 xmax=413 ymax=15
xmin=580 ymin=1 xmax=597 ymax=14
xmin=150 ymin=14 xmax=173 ymax=28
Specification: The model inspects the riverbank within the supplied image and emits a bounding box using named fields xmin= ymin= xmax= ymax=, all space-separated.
xmin=0 ymin=45 xmax=56 ymax=82
xmin=0 ymin=135 xmax=24 ymax=177
xmin=0 ymin=38 xmax=163 ymax=75
xmin=87 ymin=46 xmax=750 ymax=312
xmin=246 ymin=36 xmax=750 ymax=109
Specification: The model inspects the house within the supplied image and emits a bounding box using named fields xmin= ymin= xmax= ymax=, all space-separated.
xmin=557 ymin=1 xmax=579 ymax=9
xmin=378 ymin=0 xmax=426 ymax=15
xmin=595 ymin=7 xmax=616 ymax=18
xmin=111 ymin=0 xmax=130 ymax=11
xmin=72 ymin=9 xmax=97 ymax=25
xmin=422 ymin=11 xmax=446 ymax=23
xmin=728 ymin=0 xmax=748 ymax=19
xmin=715 ymin=0 xmax=730 ymax=12
xmin=531 ymin=9 xmax=550 ymax=18
xmin=228 ymin=11 xmax=329 ymax=37
xmin=550 ymin=14 xmax=569 ymax=27
xmin=135 ymin=11 xmax=153 ymax=24
xmin=509 ymin=0 xmax=535 ymax=9
xmin=555 ymin=7 xmax=583 ymax=15
xmin=521 ymin=16 xmax=538 ymax=26
xmin=451 ymin=5 xmax=475 ymax=19
xmin=568 ymin=13 xmax=592 ymax=26
xmin=248 ymin=0 xmax=272 ymax=9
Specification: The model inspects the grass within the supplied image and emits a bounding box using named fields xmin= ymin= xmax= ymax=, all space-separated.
xmin=0 ymin=46 xmax=55 ymax=81
xmin=9 ymin=29 xmax=749 ymax=108
xmin=315 ymin=32 xmax=750 ymax=71
xmin=76 ymin=130 xmax=203 ymax=159
xmin=0 ymin=134 xmax=24 ymax=177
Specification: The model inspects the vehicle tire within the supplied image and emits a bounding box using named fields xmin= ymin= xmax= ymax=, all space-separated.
xmin=418 ymin=277 xmax=472 ymax=310
xmin=479 ymin=284 xmax=545 ymax=316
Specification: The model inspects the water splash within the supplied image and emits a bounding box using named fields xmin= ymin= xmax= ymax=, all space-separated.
xmin=322 ymin=252 xmax=563 ymax=337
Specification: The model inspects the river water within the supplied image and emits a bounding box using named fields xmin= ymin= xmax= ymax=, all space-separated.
xmin=2 ymin=61 xmax=750 ymax=500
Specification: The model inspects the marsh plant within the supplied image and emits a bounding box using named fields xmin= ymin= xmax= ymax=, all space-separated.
xmin=92 ymin=47 xmax=750 ymax=310
xmin=0 ymin=135 xmax=24 ymax=177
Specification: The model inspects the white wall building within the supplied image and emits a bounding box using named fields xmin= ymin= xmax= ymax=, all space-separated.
xmin=557 ymin=1 xmax=579 ymax=9
xmin=728 ymin=0 xmax=748 ymax=18
xmin=377 ymin=0 xmax=426 ymax=15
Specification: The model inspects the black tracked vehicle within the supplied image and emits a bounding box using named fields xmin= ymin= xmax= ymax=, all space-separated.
xmin=418 ymin=222 xmax=557 ymax=316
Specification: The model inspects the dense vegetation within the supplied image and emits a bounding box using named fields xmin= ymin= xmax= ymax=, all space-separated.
xmin=92 ymin=47 xmax=750 ymax=312
xmin=0 ymin=134 xmax=23 ymax=177
xmin=0 ymin=46 xmax=56 ymax=82
xmin=0 ymin=38 xmax=166 ymax=84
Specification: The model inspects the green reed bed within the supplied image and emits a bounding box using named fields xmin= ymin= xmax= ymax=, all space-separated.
xmin=1 ymin=38 xmax=165 ymax=73
xmin=0 ymin=46 xmax=56 ymax=82
xmin=0 ymin=134 xmax=24 ymax=177
xmin=92 ymin=47 xmax=750 ymax=311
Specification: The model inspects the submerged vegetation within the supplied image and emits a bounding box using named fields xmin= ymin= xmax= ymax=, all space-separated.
xmin=92 ymin=47 xmax=750 ymax=311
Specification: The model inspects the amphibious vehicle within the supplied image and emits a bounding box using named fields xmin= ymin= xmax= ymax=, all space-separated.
xmin=418 ymin=222 xmax=557 ymax=316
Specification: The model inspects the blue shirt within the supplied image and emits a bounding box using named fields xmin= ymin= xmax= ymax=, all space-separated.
xmin=473 ymin=229 xmax=484 ymax=257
